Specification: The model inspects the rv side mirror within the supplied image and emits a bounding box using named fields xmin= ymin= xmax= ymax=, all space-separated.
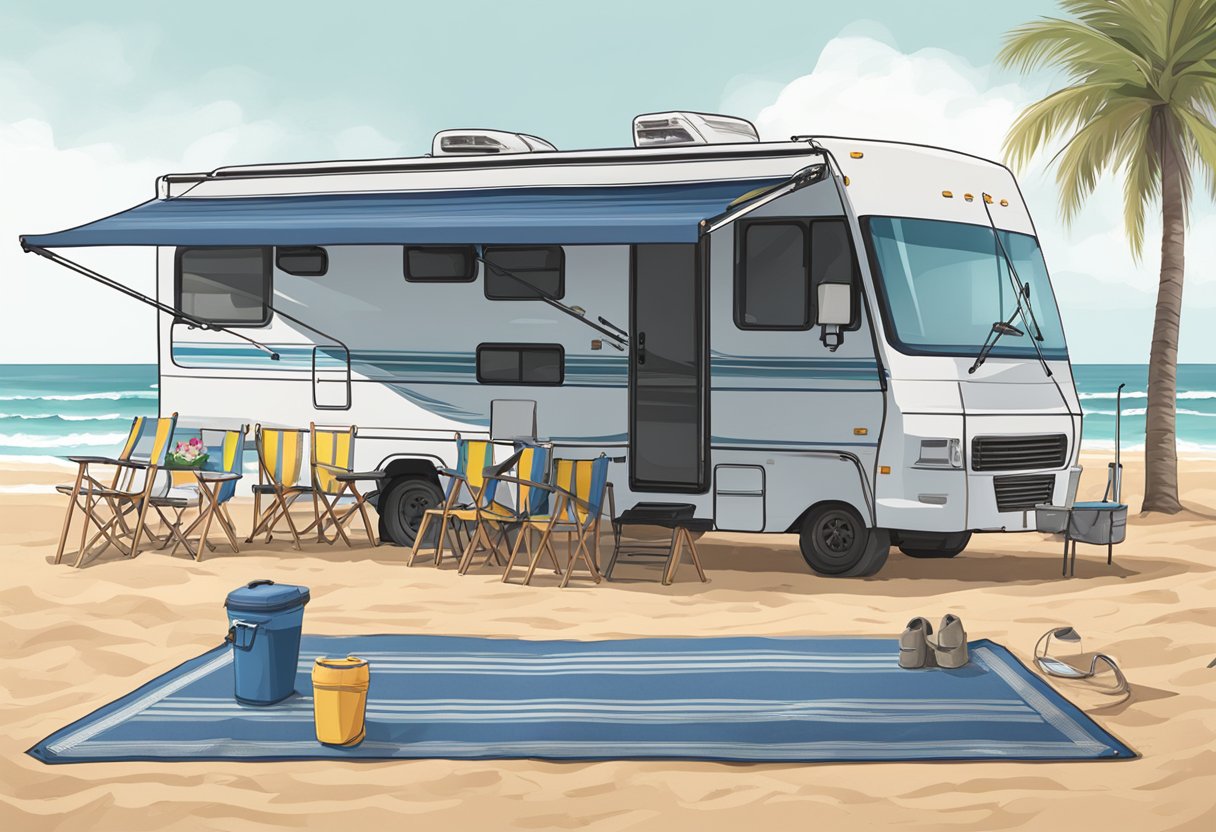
xmin=816 ymin=283 xmax=852 ymax=327
xmin=817 ymin=283 xmax=852 ymax=352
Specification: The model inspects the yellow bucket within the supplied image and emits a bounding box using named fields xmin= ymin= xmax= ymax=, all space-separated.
xmin=311 ymin=656 xmax=369 ymax=747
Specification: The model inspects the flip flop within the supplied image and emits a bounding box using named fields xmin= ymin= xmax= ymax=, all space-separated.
xmin=899 ymin=617 xmax=934 ymax=669
xmin=932 ymin=614 xmax=969 ymax=668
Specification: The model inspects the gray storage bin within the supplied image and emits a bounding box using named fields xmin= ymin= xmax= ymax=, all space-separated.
xmin=1035 ymin=505 xmax=1071 ymax=535
xmin=1068 ymin=502 xmax=1127 ymax=545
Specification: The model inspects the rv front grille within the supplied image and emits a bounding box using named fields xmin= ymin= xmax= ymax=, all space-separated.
xmin=992 ymin=474 xmax=1056 ymax=513
xmin=971 ymin=434 xmax=1067 ymax=472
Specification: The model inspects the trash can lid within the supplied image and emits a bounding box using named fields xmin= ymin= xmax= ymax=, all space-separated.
xmin=225 ymin=579 xmax=310 ymax=613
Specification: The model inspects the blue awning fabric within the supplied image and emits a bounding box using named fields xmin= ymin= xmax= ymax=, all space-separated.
xmin=19 ymin=179 xmax=787 ymax=249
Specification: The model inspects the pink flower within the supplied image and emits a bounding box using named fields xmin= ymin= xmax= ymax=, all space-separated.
xmin=189 ymin=437 xmax=202 ymax=447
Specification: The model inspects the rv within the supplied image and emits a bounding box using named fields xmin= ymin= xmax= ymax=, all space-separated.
xmin=19 ymin=111 xmax=1083 ymax=577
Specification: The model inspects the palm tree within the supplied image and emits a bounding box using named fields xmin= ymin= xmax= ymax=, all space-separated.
xmin=999 ymin=0 xmax=1216 ymax=514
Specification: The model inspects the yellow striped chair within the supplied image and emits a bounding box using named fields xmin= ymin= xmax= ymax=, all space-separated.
xmin=408 ymin=435 xmax=495 ymax=566
xmin=247 ymin=425 xmax=313 ymax=550
xmin=502 ymin=454 xmax=613 ymax=587
xmin=455 ymin=442 xmax=553 ymax=575
xmin=54 ymin=413 xmax=179 ymax=568
xmin=151 ymin=426 xmax=247 ymax=560
xmin=306 ymin=423 xmax=387 ymax=547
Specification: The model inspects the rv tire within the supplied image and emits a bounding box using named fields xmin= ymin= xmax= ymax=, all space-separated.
xmin=897 ymin=531 xmax=971 ymax=558
xmin=379 ymin=476 xmax=444 ymax=547
xmin=797 ymin=503 xmax=890 ymax=577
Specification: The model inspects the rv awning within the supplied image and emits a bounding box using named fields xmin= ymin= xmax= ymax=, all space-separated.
xmin=19 ymin=179 xmax=788 ymax=248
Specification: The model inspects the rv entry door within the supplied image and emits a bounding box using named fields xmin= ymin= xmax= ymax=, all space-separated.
xmin=629 ymin=244 xmax=708 ymax=492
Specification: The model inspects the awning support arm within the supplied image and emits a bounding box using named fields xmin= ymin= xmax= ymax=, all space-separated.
xmin=699 ymin=158 xmax=828 ymax=236
xmin=474 ymin=253 xmax=627 ymax=350
xmin=21 ymin=243 xmax=282 ymax=360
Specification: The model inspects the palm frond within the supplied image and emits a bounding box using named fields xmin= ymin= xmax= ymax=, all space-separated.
xmin=1175 ymin=103 xmax=1216 ymax=200
xmin=1118 ymin=108 xmax=1161 ymax=259
xmin=1002 ymin=83 xmax=1117 ymax=171
xmin=998 ymin=17 xmax=1154 ymax=83
xmin=1052 ymin=99 xmax=1152 ymax=225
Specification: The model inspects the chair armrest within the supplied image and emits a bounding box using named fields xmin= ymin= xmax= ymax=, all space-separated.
xmin=488 ymin=473 xmax=559 ymax=493
xmin=437 ymin=467 xmax=469 ymax=483
xmin=313 ymin=462 xmax=353 ymax=475
xmin=333 ymin=470 xmax=388 ymax=483
xmin=110 ymin=458 xmax=152 ymax=471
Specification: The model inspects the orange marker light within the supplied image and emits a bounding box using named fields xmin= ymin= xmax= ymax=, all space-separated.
xmin=1000 ymin=198 xmax=1009 ymax=207
xmin=942 ymin=190 xmax=953 ymax=198
xmin=853 ymin=427 xmax=869 ymax=436
xmin=964 ymin=193 xmax=974 ymax=202
xmin=843 ymin=175 xmax=850 ymax=186
xmin=850 ymin=151 xmax=864 ymax=159
xmin=879 ymin=466 xmax=891 ymax=475
xmin=983 ymin=193 xmax=993 ymax=204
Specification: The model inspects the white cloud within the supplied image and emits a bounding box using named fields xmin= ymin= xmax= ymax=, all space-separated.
xmin=734 ymin=36 xmax=1216 ymax=363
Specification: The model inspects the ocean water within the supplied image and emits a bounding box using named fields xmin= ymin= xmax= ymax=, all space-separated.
xmin=0 ymin=363 xmax=1213 ymax=460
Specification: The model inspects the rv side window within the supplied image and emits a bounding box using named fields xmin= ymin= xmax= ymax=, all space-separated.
xmin=276 ymin=246 xmax=328 ymax=277
xmin=809 ymin=219 xmax=860 ymax=328
xmin=476 ymin=344 xmax=564 ymax=385
xmin=735 ymin=221 xmax=810 ymax=329
xmin=483 ymin=246 xmax=565 ymax=300
xmin=175 ymin=247 xmax=271 ymax=327
xmin=404 ymin=246 xmax=478 ymax=282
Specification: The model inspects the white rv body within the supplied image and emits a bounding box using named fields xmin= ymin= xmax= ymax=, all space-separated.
xmin=145 ymin=136 xmax=1081 ymax=556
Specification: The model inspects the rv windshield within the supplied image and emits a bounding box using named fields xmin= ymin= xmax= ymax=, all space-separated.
xmin=865 ymin=217 xmax=1067 ymax=360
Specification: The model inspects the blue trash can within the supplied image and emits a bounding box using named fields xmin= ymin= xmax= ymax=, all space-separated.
xmin=224 ymin=579 xmax=310 ymax=706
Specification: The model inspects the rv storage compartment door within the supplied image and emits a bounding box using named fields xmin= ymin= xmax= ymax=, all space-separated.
xmin=714 ymin=464 xmax=765 ymax=531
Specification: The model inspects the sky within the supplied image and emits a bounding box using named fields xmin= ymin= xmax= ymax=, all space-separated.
xmin=1 ymin=0 xmax=1213 ymax=364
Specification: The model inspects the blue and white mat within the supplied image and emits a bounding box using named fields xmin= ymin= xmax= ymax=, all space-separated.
xmin=29 ymin=635 xmax=1134 ymax=764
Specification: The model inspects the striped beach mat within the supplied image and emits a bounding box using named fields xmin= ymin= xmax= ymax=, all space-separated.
xmin=29 ymin=635 xmax=1134 ymax=764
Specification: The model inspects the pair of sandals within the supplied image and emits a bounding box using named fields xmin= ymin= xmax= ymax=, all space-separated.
xmin=899 ymin=614 xmax=969 ymax=669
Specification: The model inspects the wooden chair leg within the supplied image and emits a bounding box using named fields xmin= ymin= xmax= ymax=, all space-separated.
xmin=501 ymin=523 xmax=530 ymax=582
xmin=523 ymin=525 xmax=560 ymax=586
xmin=246 ymin=489 xmax=263 ymax=544
xmin=55 ymin=465 xmax=86 ymax=565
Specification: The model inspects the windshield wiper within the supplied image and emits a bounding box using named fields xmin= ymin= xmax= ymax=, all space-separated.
xmin=968 ymin=315 xmax=1024 ymax=374
xmin=474 ymin=251 xmax=627 ymax=350
xmin=978 ymin=193 xmax=1053 ymax=377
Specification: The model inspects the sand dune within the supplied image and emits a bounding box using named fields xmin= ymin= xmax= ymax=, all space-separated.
xmin=1 ymin=451 xmax=1214 ymax=831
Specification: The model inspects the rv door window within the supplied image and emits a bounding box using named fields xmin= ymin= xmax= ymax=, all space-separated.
xmin=735 ymin=221 xmax=810 ymax=329
xmin=404 ymin=246 xmax=478 ymax=282
xmin=476 ymin=344 xmax=564 ymax=385
xmin=483 ymin=246 xmax=565 ymax=300
xmin=809 ymin=219 xmax=859 ymax=328
xmin=175 ymin=247 xmax=271 ymax=327
xmin=275 ymin=246 xmax=328 ymax=277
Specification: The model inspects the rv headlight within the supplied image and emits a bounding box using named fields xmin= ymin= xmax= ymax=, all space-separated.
xmin=915 ymin=438 xmax=963 ymax=469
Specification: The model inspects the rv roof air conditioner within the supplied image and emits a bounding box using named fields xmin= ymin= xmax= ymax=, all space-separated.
xmin=431 ymin=129 xmax=557 ymax=156
xmin=632 ymin=112 xmax=760 ymax=147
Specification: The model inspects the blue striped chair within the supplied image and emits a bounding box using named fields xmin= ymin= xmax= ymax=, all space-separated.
xmin=409 ymin=435 xmax=495 ymax=566
xmin=54 ymin=413 xmax=179 ymax=567
xmin=456 ymin=443 xmax=553 ymax=575
xmin=152 ymin=426 xmax=247 ymax=560
xmin=502 ymin=454 xmax=613 ymax=587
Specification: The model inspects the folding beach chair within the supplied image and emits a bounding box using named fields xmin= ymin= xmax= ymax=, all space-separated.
xmin=246 ymin=425 xmax=313 ymax=550
xmin=456 ymin=442 xmax=553 ymax=575
xmin=151 ymin=426 xmax=247 ymax=560
xmin=502 ymin=454 xmax=613 ymax=587
xmin=408 ymin=435 xmax=494 ymax=566
xmin=306 ymin=423 xmax=387 ymax=547
xmin=54 ymin=413 xmax=178 ymax=568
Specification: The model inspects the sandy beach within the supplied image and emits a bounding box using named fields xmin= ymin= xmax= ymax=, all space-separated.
xmin=0 ymin=450 xmax=1213 ymax=831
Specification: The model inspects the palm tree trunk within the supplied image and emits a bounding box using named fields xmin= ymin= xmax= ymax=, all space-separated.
xmin=1142 ymin=122 xmax=1185 ymax=514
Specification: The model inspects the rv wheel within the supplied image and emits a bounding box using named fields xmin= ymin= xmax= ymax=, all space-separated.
xmin=897 ymin=531 xmax=971 ymax=558
xmin=379 ymin=476 xmax=444 ymax=546
xmin=798 ymin=503 xmax=890 ymax=577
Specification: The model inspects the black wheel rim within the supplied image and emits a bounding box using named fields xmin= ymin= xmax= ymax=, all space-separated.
xmin=820 ymin=516 xmax=856 ymax=553
xmin=398 ymin=488 xmax=436 ymax=534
